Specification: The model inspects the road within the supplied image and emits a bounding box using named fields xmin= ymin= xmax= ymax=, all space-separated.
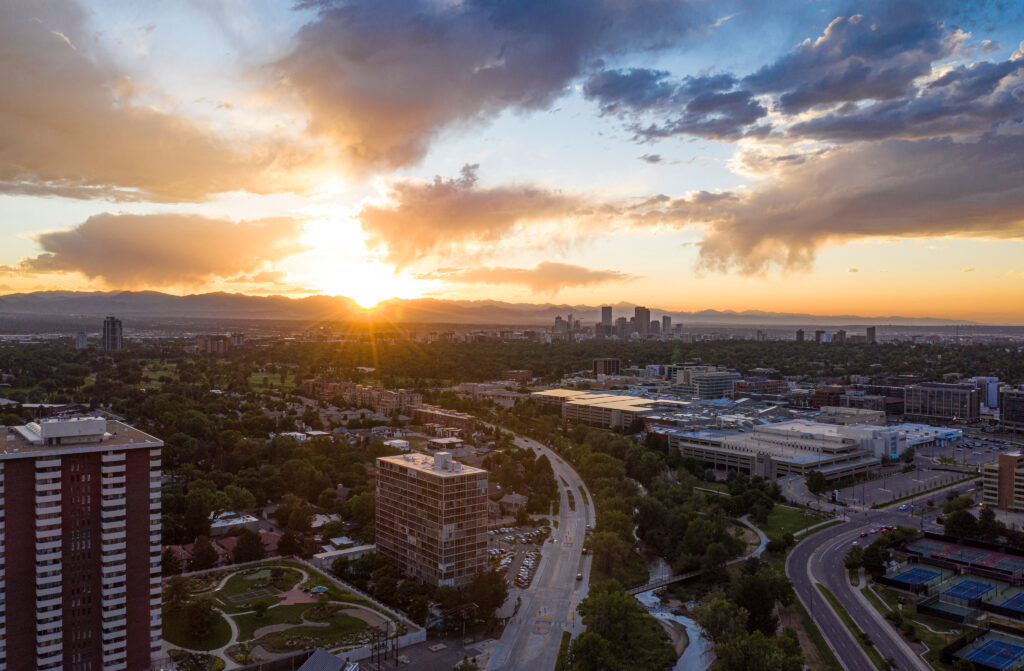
xmin=789 ymin=506 xmax=952 ymax=671
xmin=486 ymin=432 xmax=594 ymax=671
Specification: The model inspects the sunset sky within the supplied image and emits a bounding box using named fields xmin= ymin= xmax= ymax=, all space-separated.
xmin=2 ymin=0 xmax=1024 ymax=321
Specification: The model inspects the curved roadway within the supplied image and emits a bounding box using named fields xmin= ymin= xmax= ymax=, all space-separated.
xmin=789 ymin=508 xmax=941 ymax=671
xmin=486 ymin=432 xmax=594 ymax=671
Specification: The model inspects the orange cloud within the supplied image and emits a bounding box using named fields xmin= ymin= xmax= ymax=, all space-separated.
xmin=425 ymin=262 xmax=637 ymax=295
xmin=0 ymin=0 xmax=309 ymax=201
xmin=12 ymin=213 xmax=304 ymax=287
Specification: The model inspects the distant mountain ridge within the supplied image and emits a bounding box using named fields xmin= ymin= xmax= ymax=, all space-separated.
xmin=0 ymin=291 xmax=976 ymax=326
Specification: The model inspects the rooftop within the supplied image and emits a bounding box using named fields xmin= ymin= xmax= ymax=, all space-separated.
xmin=1 ymin=417 xmax=162 ymax=456
xmin=378 ymin=451 xmax=486 ymax=477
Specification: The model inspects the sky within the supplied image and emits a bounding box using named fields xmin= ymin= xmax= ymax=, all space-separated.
xmin=1 ymin=0 xmax=1024 ymax=321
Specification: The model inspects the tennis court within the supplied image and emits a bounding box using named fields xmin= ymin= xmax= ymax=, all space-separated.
xmin=944 ymin=578 xmax=996 ymax=601
xmin=226 ymin=586 xmax=279 ymax=604
xmin=1002 ymin=593 xmax=1024 ymax=614
xmin=892 ymin=567 xmax=941 ymax=586
xmin=907 ymin=539 xmax=948 ymax=556
xmin=994 ymin=558 xmax=1024 ymax=573
xmin=963 ymin=638 xmax=1024 ymax=670
xmin=948 ymin=548 xmax=992 ymax=564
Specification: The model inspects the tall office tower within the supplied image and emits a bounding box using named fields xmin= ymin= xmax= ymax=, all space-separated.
xmin=614 ymin=317 xmax=629 ymax=339
xmin=102 ymin=316 xmax=123 ymax=351
xmin=662 ymin=315 xmax=671 ymax=335
xmin=634 ymin=306 xmax=651 ymax=339
xmin=814 ymin=330 xmax=825 ymax=343
xmin=601 ymin=306 xmax=613 ymax=327
xmin=75 ymin=332 xmax=88 ymax=350
xmin=795 ymin=329 xmax=805 ymax=343
xmin=970 ymin=376 xmax=1001 ymax=409
xmin=553 ymin=316 xmax=566 ymax=333
xmin=376 ymin=452 xmax=487 ymax=587
xmin=833 ymin=329 xmax=847 ymax=344
xmin=866 ymin=326 xmax=876 ymax=344
xmin=0 ymin=417 xmax=163 ymax=670
xmin=649 ymin=320 xmax=660 ymax=335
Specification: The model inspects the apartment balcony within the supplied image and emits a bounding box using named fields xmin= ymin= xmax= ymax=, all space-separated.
xmin=150 ymin=459 xmax=162 ymax=469
xmin=102 ymin=606 xmax=127 ymax=619
xmin=36 ymin=646 xmax=63 ymax=662
xmin=34 ymin=459 xmax=61 ymax=469
xmin=102 ymin=626 xmax=127 ymax=642
xmin=36 ymin=584 xmax=62 ymax=598
xmin=104 ymin=595 xmax=127 ymax=608
xmin=37 ymin=620 xmax=62 ymax=635
xmin=34 ymin=481 xmax=61 ymax=493
xmin=102 ymin=486 xmax=126 ymax=496
xmin=101 ymin=535 xmax=127 ymax=549
xmin=36 ymin=572 xmax=61 ymax=586
xmin=35 ymin=493 xmax=61 ymax=505
xmin=101 ymin=463 xmax=126 ymax=475
xmin=36 ymin=526 xmax=61 ymax=540
xmin=101 ymin=551 xmax=127 ymax=563
xmin=102 ymin=563 xmax=126 ymax=576
xmin=36 ymin=595 xmax=61 ymax=610
xmin=37 ymin=629 xmax=62 ymax=644
xmin=103 ymin=639 xmax=127 ymax=655
xmin=102 ymin=475 xmax=127 ymax=486
xmin=101 ymin=506 xmax=126 ymax=518
xmin=101 ymin=519 xmax=126 ymax=532
xmin=101 ymin=452 xmax=126 ymax=463
xmin=35 ymin=539 xmax=61 ymax=552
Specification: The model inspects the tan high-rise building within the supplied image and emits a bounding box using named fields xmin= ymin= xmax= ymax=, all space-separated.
xmin=983 ymin=452 xmax=1024 ymax=511
xmin=375 ymin=452 xmax=487 ymax=587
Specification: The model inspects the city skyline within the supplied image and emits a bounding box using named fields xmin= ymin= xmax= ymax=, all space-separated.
xmin=2 ymin=0 xmax=1024 ymax=321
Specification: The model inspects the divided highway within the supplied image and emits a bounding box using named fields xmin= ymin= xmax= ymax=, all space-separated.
xmin=486 ymin=432 xmax=594 ymax=671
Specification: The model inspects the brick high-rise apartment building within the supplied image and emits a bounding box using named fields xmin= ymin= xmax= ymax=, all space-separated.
xmin=1 ymin=417 xmax=162 ymax=671
xmin=375 ymin=452 xmax=487 ymax=587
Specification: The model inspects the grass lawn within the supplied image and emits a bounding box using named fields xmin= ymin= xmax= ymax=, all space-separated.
xmin=233 ymin=604 xmax=313 ymax=641
xmin=163 ymin=604 xmax=232 ymax=651
xmin=255 ymin=612 xmax=369 ymax=653
xmin=816 ymin=584 xmax=889 ymax=671
xmin=215 ymin=567 xmax=302 ymax=613
xmin=863 ymin=583 xmax=963 ymax=669
xmin=762 ymin=506 xmax=824 ymax=540
xmin=249 ymin=372 xmax=296 ymax=392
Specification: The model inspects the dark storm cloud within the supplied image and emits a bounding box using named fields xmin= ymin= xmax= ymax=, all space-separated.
xmin=275 ymin=0 xmax=711 ymax=171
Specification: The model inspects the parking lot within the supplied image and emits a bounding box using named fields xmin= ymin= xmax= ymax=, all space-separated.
xmin=487 ymin=525 xmax=549 ymax=588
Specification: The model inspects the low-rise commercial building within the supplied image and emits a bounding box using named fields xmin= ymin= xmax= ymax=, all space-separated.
xmin=904 ymin=382 xmax=981 ymax=423
xmin=1000 ymin=389 xmax=1024 ymax=434
xmin=664 ymin=420 xmax=880 ymax=481
xmin=670 ymin=365 xmax=741 ymax=399
xmin=817 ymin=406 xmax=886 ymax=426
xmin=411 ymin=405 xmax=477 ymax=433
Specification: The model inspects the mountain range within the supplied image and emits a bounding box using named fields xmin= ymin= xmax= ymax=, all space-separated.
xmin=0 ymin=291 xmax=977 ymax=327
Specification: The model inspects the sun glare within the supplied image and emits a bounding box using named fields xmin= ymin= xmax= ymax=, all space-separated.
xmin=289 ymin=215 xmax=436 ymax=309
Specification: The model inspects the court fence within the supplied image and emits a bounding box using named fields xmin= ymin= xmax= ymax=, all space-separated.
xmin=918 ymin=595 xmax=973 ymax=623
xmin=940 ymin=626 xmax=986 ymax=664
xmin=874 ymin=574 xmax=930 ymax=594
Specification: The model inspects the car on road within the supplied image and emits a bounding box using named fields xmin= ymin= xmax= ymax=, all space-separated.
xmin=869 ymin=528 xmax=877 ymax=534
xmin=859 ymin=532 xmax=867 ymax=537
xmin=851 ymin=540 xmax=859 ymax=546
xmin=898 ymin=504 xmax=908 ymax=510
xmin=576 ymin=572 xmax=583 ymax=581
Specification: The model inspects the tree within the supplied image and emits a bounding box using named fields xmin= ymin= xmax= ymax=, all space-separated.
xmin=191 ymin=535 xmax=219 ymax=571
xmin=692 ymin=597 xmax=748 ymax=646
xmin=701 ymin=542 xmax=730 ymax=579
xmin=978 ymin=505 xmax=1003 ymax=541
xmin=514 ymin=506 xmax=531 ymax=527
xmin=861 ymin=541 xmax=889 ymax=575
xmin=465 ymin=569 xmax=509 ymax=621
xmin=569 ymin=632 xmax=618 ymax=671
xmin=952 ymin=659 xmax=976 ymax=671
xmin=165 ymin=575 xmax=191 ymax=611
xmin=945 ymin=509 xmax=980 ymax=539
xmin=589 ymin=531 xmax=631 ymax=580
xmin=253 ymin=601 xmax=269 ymax=619
xmin=715 ymin=630 xmax=803 ymax=671
xmin=162 ymin=547 xmax=182 ymax=576
xmin=278 ymin=531 xmax=300 ymax=556
xmin=900 ymin=446 xmax=916 ymax=464
xmin=233 ymin=529 xmax=267 ymax=563
xmin=453 ymin=658 xmax=479 ymax=671
xmin=845 ymin=546 xmax=864 ymax=570
xmin=186 ymin=597 xmax=220 ymax=640
xmin=734 ymin=569 xmax=794 ymax=636
xmin=806 ymin=470 xmax=827 ymax=495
